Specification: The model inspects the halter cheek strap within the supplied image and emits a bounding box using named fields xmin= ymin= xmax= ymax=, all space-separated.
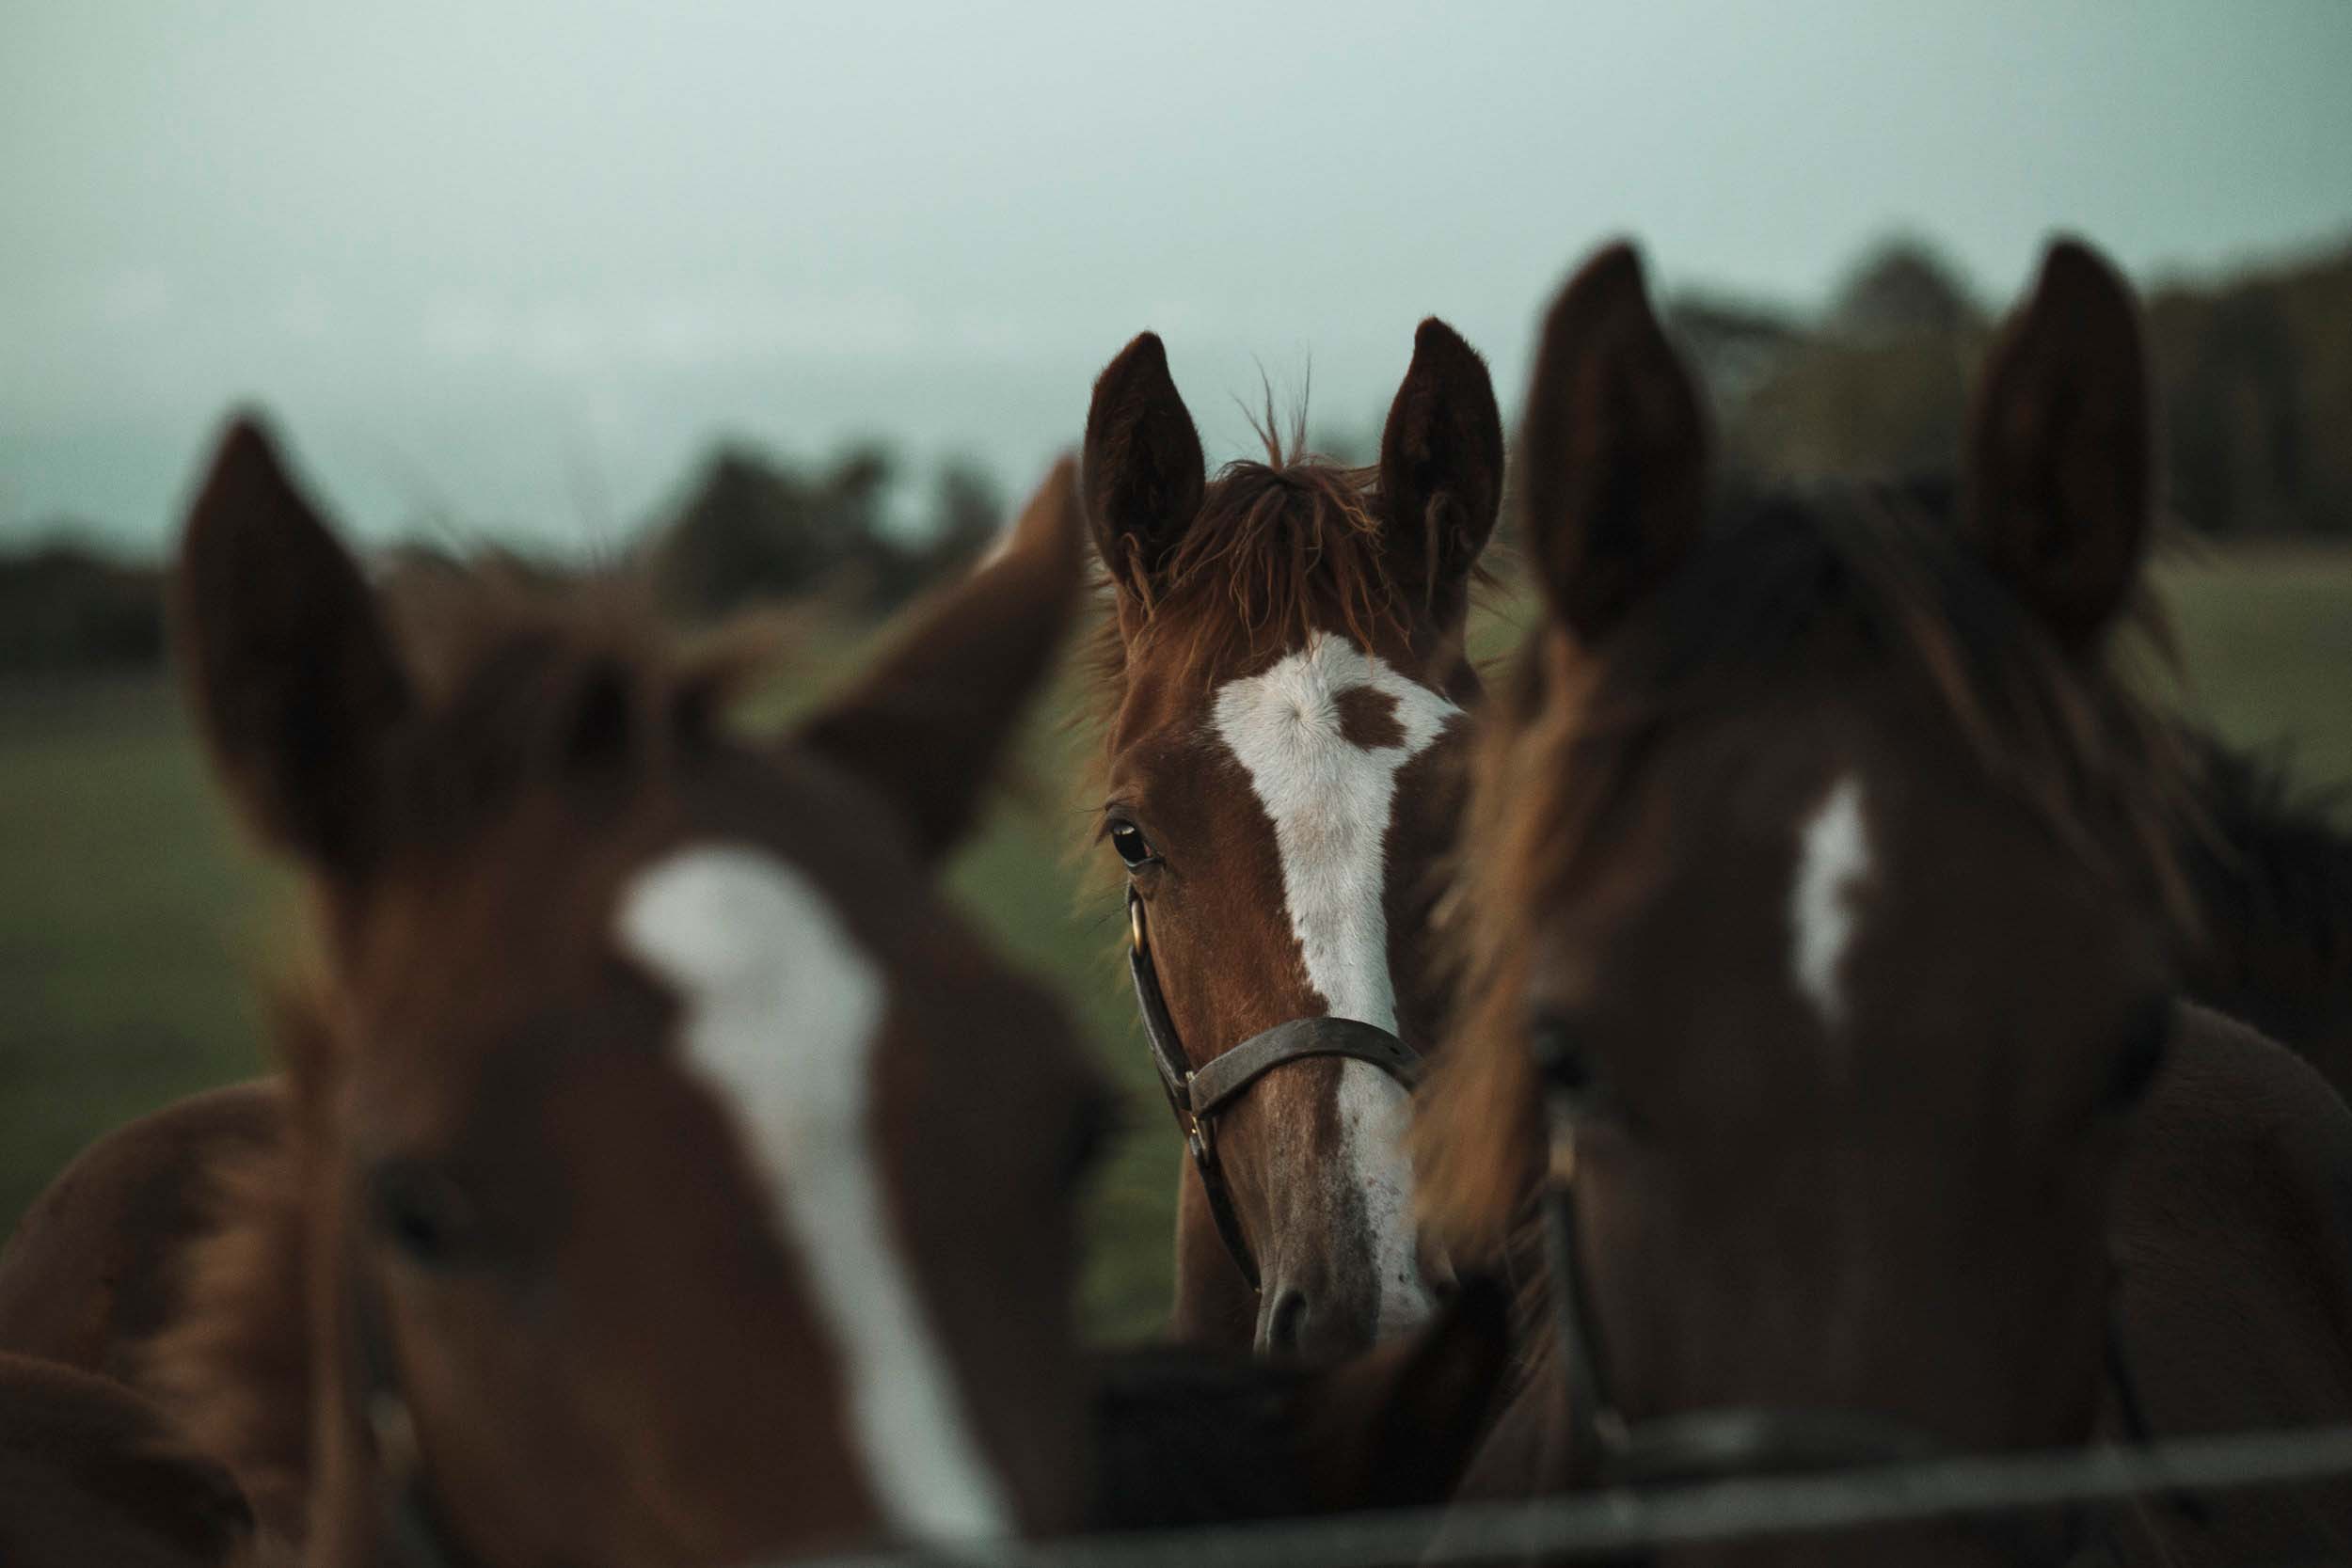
xmin=1530 ymin=1034 xmax=2203 ymax=1552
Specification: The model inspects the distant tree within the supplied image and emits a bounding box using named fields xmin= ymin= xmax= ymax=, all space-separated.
xmin=652 ymin=447 xmax=816 ymax=619
xmin=651 ymin=443 xmax=906 ymax=619
xmin=1830 ymin=238 xmax=1983 ymax=343
xmin=0 ymin=537 xmax=165 ymax=673
xmin=921 ymin=458 xmax=1004 ymax=577
xmin=1665 ymin=292 xmax=1806 ymax=427
xmin=1738 ymin=333 xmax=1983 ymax=481
xmin=647 ymin=442 xmax=1019 ymax=621
xmin=2164 ymin=295 xmax=2309 ymax=536
xmin=1712 ymin=234 xmax=1989 ymax=483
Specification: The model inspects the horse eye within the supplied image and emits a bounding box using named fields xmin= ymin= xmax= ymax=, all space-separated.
xmin=1528 ymin=1014 xmax=1595 ymax=1097
xmin=1107 ymin=820 xmax=1156 ymax=869
xmin=2099 ymin=1003 xmax=2172 ymax=1115
xmin=1529 ymin=1011 xmax=1637 ymax=1130
xmin=368 ymin=1160 xmax=485 ymax=1270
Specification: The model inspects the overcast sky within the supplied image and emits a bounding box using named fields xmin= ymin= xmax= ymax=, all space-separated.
xmin=5 ymin=1 xmax=2349 ymax=553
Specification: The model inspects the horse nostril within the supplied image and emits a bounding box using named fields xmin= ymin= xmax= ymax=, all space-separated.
xmin=1260 ymin=1288 xmax=1311 ymax=1355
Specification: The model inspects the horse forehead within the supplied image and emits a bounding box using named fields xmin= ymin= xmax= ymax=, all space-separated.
xmin=1788 ymin=771 xmax=1877 ymax=1037
xmin=612 ymin=842 xmax=1014 ymax=1540
xmin=1207 ymin=632 xmax=1458 ymax=777
xmin=615 ymin=845 xmax=883 ymax=1108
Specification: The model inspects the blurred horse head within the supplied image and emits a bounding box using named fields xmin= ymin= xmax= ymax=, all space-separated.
xmin=151 ymin=425 xmax=1113 ymax=1564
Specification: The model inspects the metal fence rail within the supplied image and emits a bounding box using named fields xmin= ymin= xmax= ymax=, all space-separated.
xmin=788 ymin=1421 xmax=2352 ymax=1568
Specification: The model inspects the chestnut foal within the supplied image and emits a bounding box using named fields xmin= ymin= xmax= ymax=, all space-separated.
xmin=1417 ymin=241 xmax=2352 ymax=1565
xmin=1081 ymin=322 xmax=1503 ymax=1357
xmin=145 ymin=423 xmax=1112 ymax=1564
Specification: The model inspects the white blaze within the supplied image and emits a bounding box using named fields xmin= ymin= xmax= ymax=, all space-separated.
xmin=1210 ymin=632 xmax=1457 ymax=1336
xmin=1791 ymin=774 xmax=1873 ymax=1033
xmin=616 ymin=845 xmax=1013 ymax=1543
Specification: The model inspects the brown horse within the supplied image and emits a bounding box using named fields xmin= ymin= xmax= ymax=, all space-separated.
xmin=0 ymin=1352 xmax=253 ymax=1568
xmin=1416 ymin=239 xmax=2352 ymax=1565
xmin=141 ymin=420 xmax=1114 ymax=1563
xmin=0 ymin=1083 xmax=280 ymax=1386
xmin=1080 ymin=322 xmax=1504 ymax=1356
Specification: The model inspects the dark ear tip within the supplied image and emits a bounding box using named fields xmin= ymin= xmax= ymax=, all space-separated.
xmin=1100 ymin=329 xmax=1171 ymax=382
xmin=1410 ymin=315 xmax=1477 ymax=361
xmin=1406 ymin=318 xmax=1497 ymax=403
xmin=186 ymin=412 xmax=303 ymax=559
xmin=1539 ymin=240 xmax=1658 ymax=351
xmin=2027 ymin=237 xmax=2135 ymax=318
xmin=200 ymin=411 xmax=289 ymax=493
xmin=1566 ymin=239 xmax=1648 ymax=303
xmin=2039 ymin=234 xmax=2118 ymax=280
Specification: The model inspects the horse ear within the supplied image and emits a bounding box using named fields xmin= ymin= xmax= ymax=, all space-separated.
xmin=1082 ymin=332 xmax=1205 ymax=596
xmin=1378 ymin=317 xmax=1504 ymax=619
xmin=176 ymin=417 xmax=413 ymax=878
xmin=1963 ymin=238 xmax=2153 ymax=650
xmin=1518 ymin=242 xmax=1708 ymax=645
xmin=796 ymin=457 xmax=1086 ymax=868
xmin=1289 ymin=1274 xmax=1514 ymax=1512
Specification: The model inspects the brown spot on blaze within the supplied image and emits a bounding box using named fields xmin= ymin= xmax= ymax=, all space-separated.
xmin=1335 ymin=687 xmax=1406 ymax=752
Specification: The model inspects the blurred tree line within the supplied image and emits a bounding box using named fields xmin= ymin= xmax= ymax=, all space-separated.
xmin=649 ymin=443 xmax=1000 ymax=622
xmin=1667 ymin=235 xmax=2352 ymax=538
xmin=5 ymin=232 xmax=2348 ymax=673
xmin=0 ymin=445 xmax=1006 ymax=674
xmin=0 ymin=540 xmax=167 ymax=673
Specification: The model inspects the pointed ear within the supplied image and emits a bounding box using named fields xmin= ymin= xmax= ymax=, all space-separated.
xmin=1289 ymin=1274 xmax=1514 ymax=1512
xmin=175 ymin=417 xmax=413 ymax=878
xmin=796 ymin=457 xmax=1086 ymax=867
xmin=1378 ymin=317 xmax=1504 ymax=618
xmin=1963 ymin=238 xmax=2153 ymax=650
xmin=1081 ymin=332 xmax=1205 ymax=596
xmin=1518 ymin=242 xmax=1708 ymax=645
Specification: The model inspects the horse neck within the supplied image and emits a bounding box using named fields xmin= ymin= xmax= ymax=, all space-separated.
xmin=2178 ymin=732 xmax=2352 ymax=1099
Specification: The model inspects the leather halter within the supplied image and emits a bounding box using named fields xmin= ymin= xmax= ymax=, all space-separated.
xmin=1126 ymin=887 xmax=1423 ymax=1292
xmin=1528 ymin=1031 xmax=2201 ymax=1557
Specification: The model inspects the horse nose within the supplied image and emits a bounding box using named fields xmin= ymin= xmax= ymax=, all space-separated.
xmin=1257 ymin=1285 xmax=1312 ymax=1356
xmin=1255 ymin=1274 xmax=1384 ymax=1360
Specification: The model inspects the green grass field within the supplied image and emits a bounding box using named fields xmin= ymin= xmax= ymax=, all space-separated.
xmin=3 ymin=548 xmax=2347 ymax=1343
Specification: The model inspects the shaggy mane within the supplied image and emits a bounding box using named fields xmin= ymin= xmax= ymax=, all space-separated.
xmin=1084 ymin=421 xmax=1495 ymax=738
xmin=363 ymin=565 xmax=786 ymax=854
xmin=2176 ymin=729 xmax=2352 ymax=1081
xmin=142 ymin=990 xmax=337 ymax=1545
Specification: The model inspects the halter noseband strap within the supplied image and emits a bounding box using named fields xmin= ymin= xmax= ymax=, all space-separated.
xmin=1126 ymin=888 xmax=1423 ymax=1292
xmin=1529 ymin=1034 xmax=2201 ymax=1555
